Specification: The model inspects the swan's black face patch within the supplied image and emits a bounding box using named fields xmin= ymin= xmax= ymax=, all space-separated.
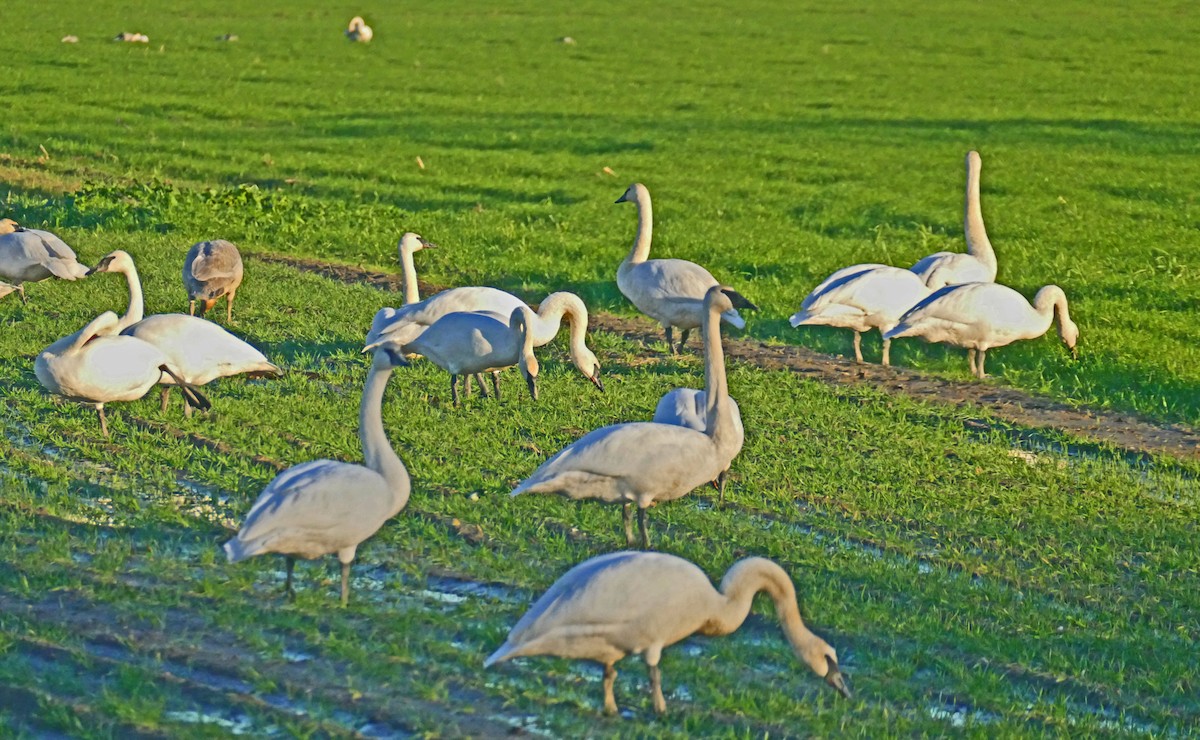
xmin=86 ymin=256 xmax=115 ymax=276
xmin=719 ymin=288 xmax=758 ymax=311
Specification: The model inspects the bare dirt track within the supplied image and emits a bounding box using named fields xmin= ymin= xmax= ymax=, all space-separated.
xmin=258 ymin=253 xmax=1200 ymax=463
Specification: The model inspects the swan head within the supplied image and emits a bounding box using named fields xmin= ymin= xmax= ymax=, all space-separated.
xmin=706 ymin=285 xmax=757 ymax=315
xmin=572 ymin=347 xmax=604 ymax=392
xmin=1058 ymin=317 xmax=1079 ymax=358
xmin=614 ymin=183 xmax=647 ymax=205
xmin=0 ymin=218 xmax=22 ymax=235
xmin=87 ymin=250 xmax=135 ymax=276
xmin=370 ymin=345 xmax=409 ymax=371
xmin=511 ymin=307 xmax=540 ymax=401
xmin=801 ymin=646 xmax=851 ymax=700
xmin=348 ymin=16 xmax=366 ymax=30
xmin=398 ymin=232 xmax=436 ymax=256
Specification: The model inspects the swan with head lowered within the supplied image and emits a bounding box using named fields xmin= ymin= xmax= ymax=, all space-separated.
xmin=0 ymin=219 xmax=89 ymax=303
xmin=910 ymin=151 xmax=997 ymax=287
xmin=183 ymin=239 xmax=244 ymax=322
xmin=485 ymin=551 xmax=850 ymax=715
xmin=89 ymin=250 xmax=282 ymax=416
xmin=615 ymin=183 xmax=756 ymax=353
xmin=35 ymin=311 xmax=211 ymax=436
xmin=512 ymin=285 xmax=749 ymax=548
xmin=224 ymin=348 xmax=410 ymax=606
xmin=883 ymin=282 xmax=1079 ymax=378
xmin=790 ymin=265 xmax=937 ymax=365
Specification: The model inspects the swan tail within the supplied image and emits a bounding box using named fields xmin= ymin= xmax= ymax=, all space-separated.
xmin=159 ymin=365 xmax=212 ymax=411
xmin=882 ymin=323 xmax=913 ymax=341
xmin=789 ymin=310 xmax=812 ymax=328
xmin=222 ymin=536 xmax=257 ymax=563
xmin=484 ymin=642 xmax=515 ymax=667
xmin=45 ymin=258 xmax=88 ymax=281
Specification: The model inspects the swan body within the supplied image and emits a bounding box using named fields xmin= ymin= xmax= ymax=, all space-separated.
xmin=615 ymin=183 xmax=754 ymax=353
xmin=485 ymin=551 xmax=849 ymax=715
xmin=513 ymin=285 xmax=749 ymax=547
xmin=790 ymin=266 xmax=934 ymax=365
xmin=183 ymin=239 xmax=244 ymax=322
xmin=224 ymin=348 xmax=411 ymax=605
xmin=910 ymin=151 xmax=997 ymax=287
xmin=35 ymin=312 xmax=210 ymax=436
xmin=652 ymin=388 xmax=743 ymax=502
xmin=0 ymin=220 xmax=88 ymax=302
xmin=345 ymin=16 xmax=373 ymax=42
xmin=884 ymin=282 xmax=1079 ymax=378
xmin=367 ymin=286 xmax=527 ymax=349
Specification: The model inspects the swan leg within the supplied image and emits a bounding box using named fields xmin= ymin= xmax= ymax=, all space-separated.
xmin=188 ymin=298 xmax=196 ymax=316
xmin=967 ymin=348 xmax=977 ymax=376
xmin=677 ymin=328 xmax=690 ymax=353
xmin=340 ymin=561 xmax=351 ymax=607
xmin=160 ymin=387 xmax=171 ymax=412
xmin=664 ymin=326 xmax=676 ymax=355
xmin=182 ymin=390 xmax=193 ymax=419
xmin=882 ymin=338 xmax=891 ymax=367
xmin=622 ymin=503 xmax=635 ymax=546
xmin=491 ymin=371 xmax=501 ymax=400
xmin=285 ymin=556 xmax=296 ymax=601
xmin=603 ymin=663 xmax=619 ymax=716
xmin=451 ymin=375 xmax=460 ymax=406
xmin=716 ymin=470 xmax=728 ymax=506
xmin=647 ymin=663 xmax=667 ymax=715
xmin=473 ymin=373 xmax=489 ymax=398
xmin=638 ymin=507 xmax=651 ymax=549
xmin=17 ymin=285 xmax=27 ymax=304
xmin=226 ymin=290 xmax=236 ymax=324
xmin=977 ymin=349 xmax=987 ymax=379
xmin=96 ymin=404 xmax=109 ymax=438
xmin=853 ymin=331 xmax=864 ymax=364
xmin=464 ymin=373 xmax=472 ymax=400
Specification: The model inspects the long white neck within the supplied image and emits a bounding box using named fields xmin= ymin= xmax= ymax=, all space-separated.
xmin=529 ymin=292 xmax=589 ymax=350
xmin=359 ymin=365 xmax=411 ymax=516
xmin=622 ymin=186 xmax=653 ymax=267
xmin=115 ymin=261 xmax=145 ymax=331
xmin=1032 ymin=285 xmax=1071 ymax=339
xmin=704 ymin=559 xmax=825 ymax=653
xmin=702 ymin=297 xmax=736 ymax=457
xmin=398 ymin=246 xmax=420 ymax=305
xmin=963 ymin=152 xmax=996 ymax=276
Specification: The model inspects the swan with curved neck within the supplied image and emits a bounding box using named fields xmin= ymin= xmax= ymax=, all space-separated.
xmin=512 ymin=284 xmax=749 ymax=547
xmin=485 ymin=551 xmax=849 ymax=715
xmin=884 ymin=282 xmax=1079 ymax=378
xmin=615 ymin=183 xmax=755 ymax=353
xmin=910 ymin=151 xmax=998 ymax=287
xmin=224 ymin=348 xmax=411 ymax=605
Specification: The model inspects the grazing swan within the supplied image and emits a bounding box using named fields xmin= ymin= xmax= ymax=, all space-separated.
xmin=615 ymin=183 xmax=755 ymax=353
xmin=0 ymin=219 xmax=89 ymax=303
xmin=883 ymin=282 xmax=1079 ymax=378
xmin=404 ymin=306 xmax=548 ymax=405
xmin=910 ymin=151 xmax=997 ymax=287
xmin=183 ymin=239 xmax=244 ymax=322
xmin=35 ymin=312 xmax=210 ymax=437
xmin=485 ymin=551 xmax=850 ymax=715
xmin=224 ymin=348 xmax=410 ymax=606
xmin=89 ymin=250 xmax=282 ymax=415
xmin=345 ymin=16 xmax=373 ymax=42
xmin=790 ymin=266 xmax=935 ymax=365
xmin=512 ymin=285 xmax=749 ymax=548
xmin=652 ymin=388 xmax=743 ymax=503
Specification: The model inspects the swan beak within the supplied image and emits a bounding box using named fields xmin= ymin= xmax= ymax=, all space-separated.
xmin=824 ymin=658 xmax=851 ymax=699
xmin=420 ymin=238 xmax=438 ymax=249
xmin=1070 ymin=346 xmax=1079 ymax=360
xmin=526 ymin=374 xmax=538 ymax=401
xmin=590 ymin=373 xmax=604 ymax=392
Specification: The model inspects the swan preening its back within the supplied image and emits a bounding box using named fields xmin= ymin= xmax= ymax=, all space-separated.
xmin=485 ymin=551 xmax=849 ymax=715
xmin=909 ymin=150 xmax=997 ymax=287
xmin=345 ymin=16 xmax=373 ymax=42
xmin=615 ymin=183 xmax=756 ymax=353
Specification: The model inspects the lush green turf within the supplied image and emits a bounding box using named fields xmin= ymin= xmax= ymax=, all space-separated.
xmin=2 ymin=0 xmax=1199 ymax=735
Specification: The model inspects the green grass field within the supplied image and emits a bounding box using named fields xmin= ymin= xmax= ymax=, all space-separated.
xmin=2 ymin=0 xmax=1198 ymax=736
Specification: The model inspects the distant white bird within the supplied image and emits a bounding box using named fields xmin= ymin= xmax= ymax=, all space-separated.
xmin=485 ymin=551 xmax=850 ymax=715
xmin=884 ymin=282 xmax=1079 ymax=378
xmin=652 ymin=388 xmax=742 ymax=503
xmin=615 ymin=183 xmax=755 ymax=353
xmin=89 ymin=250 xmax=282 ymax=416
xmin=224 ymin=348 xmax=411 ymax=606
xmin=790 ymin=266 xmax=935 ymax=365
xmin=910 ymin=151 xmax=997 ymax=287
xmin=183 ymin=239 xmax=244 ymax=322
xmin=345 ymin=16 xmax=373 ymax=42
xmin=35 ymin=311 xmax=210 ymax=437
xmin=0 ymin=219 xmax=88 ymax=303
xmin=512 ymin=285 xmax=749 ymax=548
xmin=114 ymin=32 xmax=149 ymax=43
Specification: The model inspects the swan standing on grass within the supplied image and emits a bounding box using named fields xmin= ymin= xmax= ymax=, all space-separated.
xmin=183 ymin=239 xmax=244 ymax=322
xmin=0 ymin=219 xmax=89 ymax=303
xmin=224 ymin=348 xmax=411 ymax=606
xmin=790 ymin=266 xmax=935 ymax=365
xmin=345 ymin=16 xmax=373 ymax=42
xmin=485 ymin=551 xmax=850 ymax=715
xmin=652 ymin=389 xmax=743 ymax=504
xmin=614 ymin=184 xmax=755 ymax=353
xmin=512 ymin=285 xmax=749 ymax=548
xmin=883 ymin=282 xmax=1079 ymax=378
xmin=89 ymin=250 xmax=283 ymax=416
xmin=910 ymin=151 xmax=997 ymax=287
xmin=35 ymin=312 xmax=211 ymax=437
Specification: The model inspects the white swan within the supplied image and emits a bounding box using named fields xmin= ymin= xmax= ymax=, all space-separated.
xmin=89 ymin=250 xmax=282 ymax=415
xmin=395 ymin=232 xmax=437 ymax=305
xmin=485 ymin=551 xmax=849 ymax=715
xmin=512 ymin=285 xmax=749 ymax=547
xmin=366 ymin=285 xmax=526 ymax=350
xmin=345 ymin=16 xmax=373 ymax=42
xmin=910 ymin=151 xmax=997 ymax=287
xmin=883 ymin=282 xmax=1079 ymax=378
xmin=224 ymin=348 xmax=410 ymax=606
xmin=615 ymin=183 xmax=755 ymax=353
xmin=790 ymin=266 xmax=935 ymax=365
xmin=652 ymin=388 xmax=743 ymax=503
xmin=35 ymin=312 xmax=210 ymax=437
xmin=183 ymin=239 xmax=244 ymax=322
xmin=0 ymin=219 xmax=89 ymax=303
